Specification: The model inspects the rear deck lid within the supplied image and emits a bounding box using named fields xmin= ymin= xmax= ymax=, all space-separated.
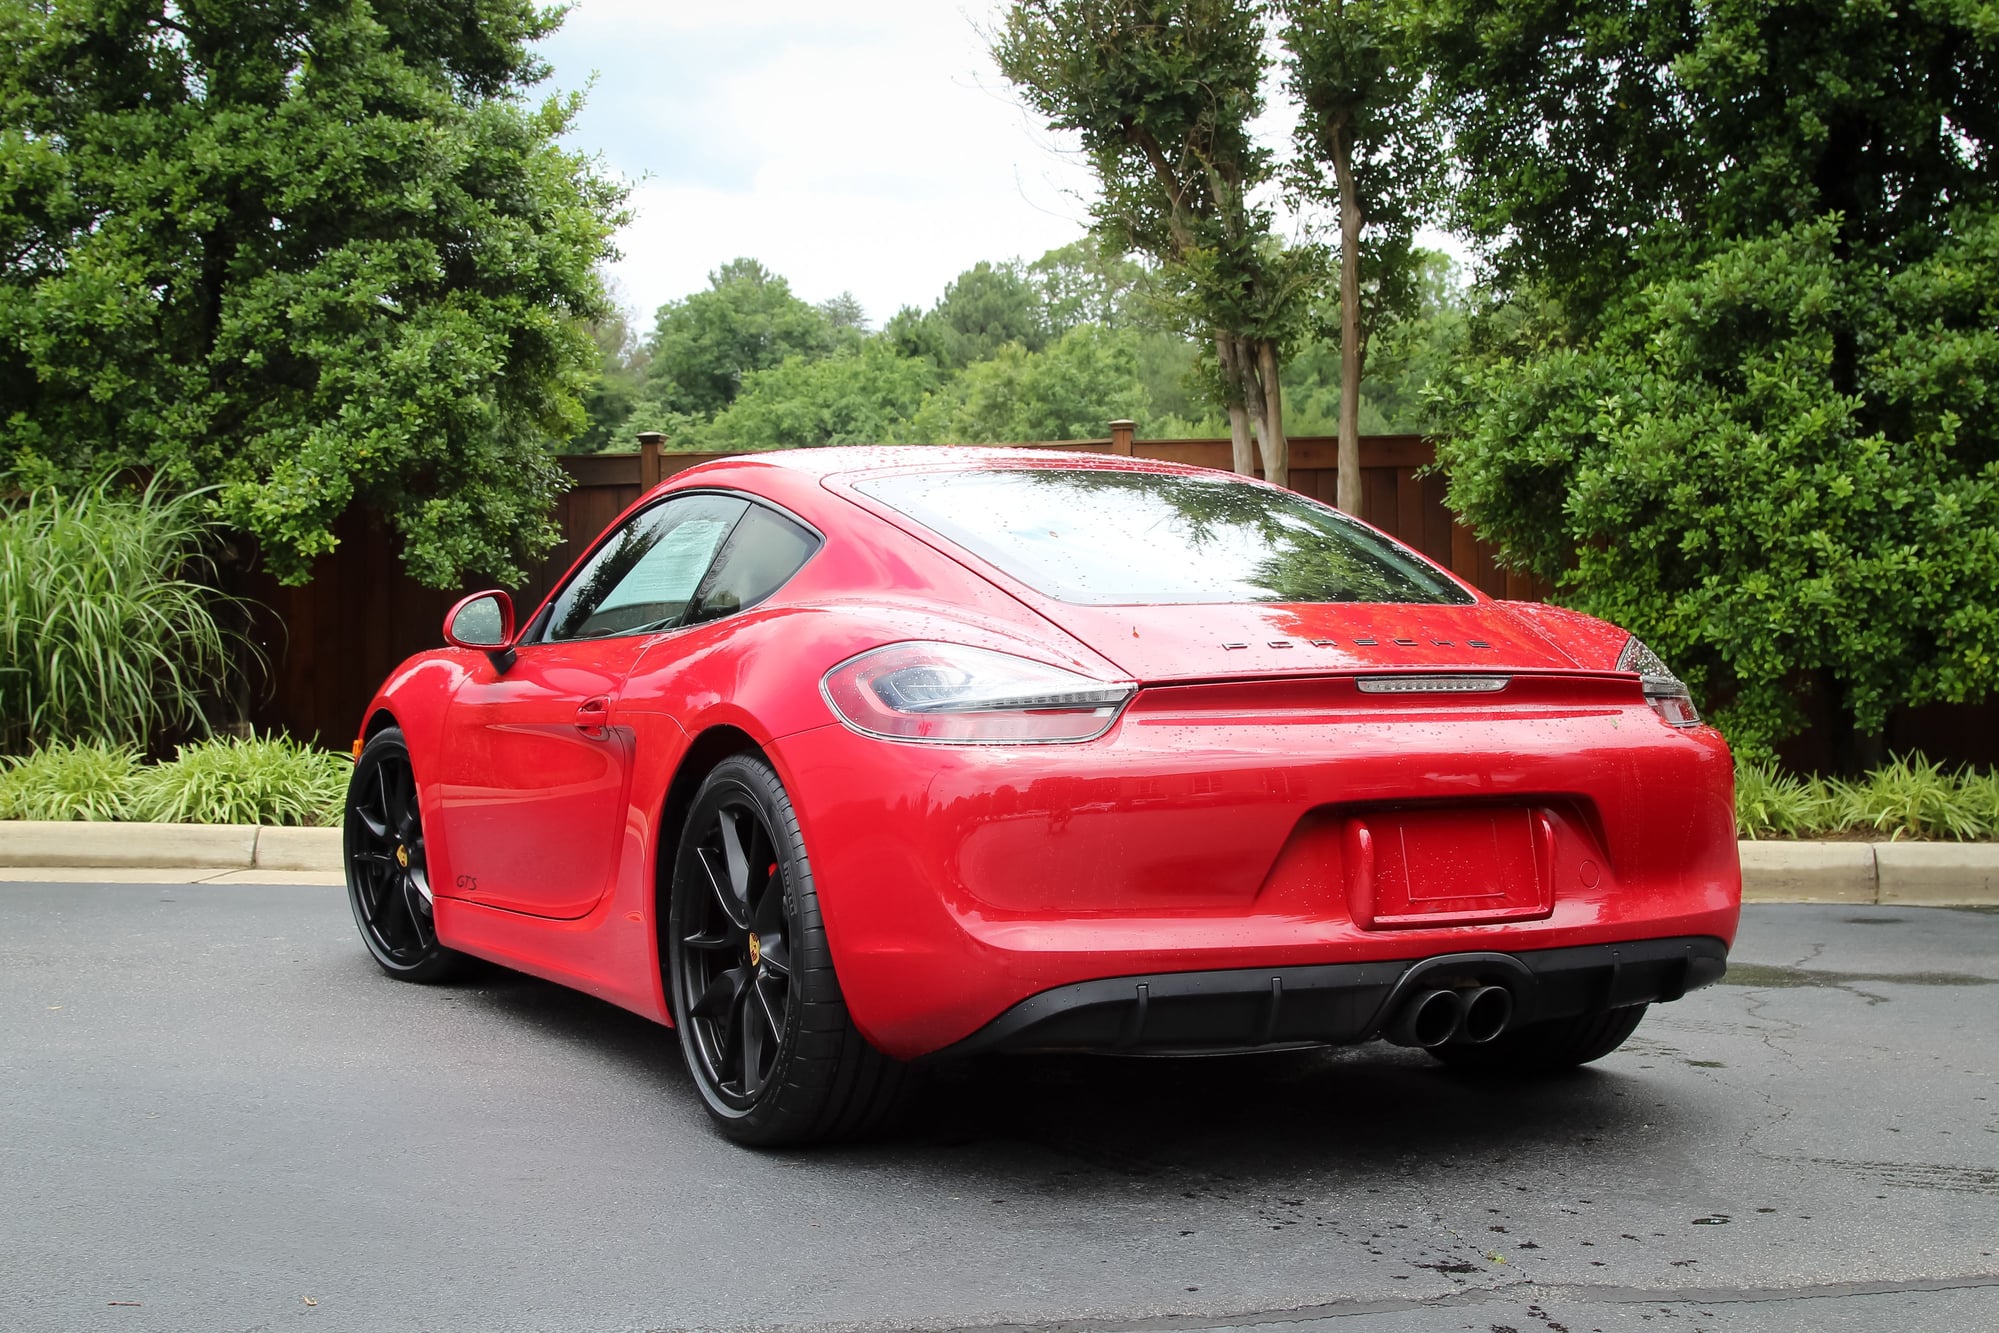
xmin=1050 ymin=600 xmax=1582 ymax=680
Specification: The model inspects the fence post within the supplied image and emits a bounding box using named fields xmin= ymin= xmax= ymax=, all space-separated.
xmin=1108 ymin=419 xmax=1135 ymax=456
xmin=636 ymin=432 xmax=665 ymax=490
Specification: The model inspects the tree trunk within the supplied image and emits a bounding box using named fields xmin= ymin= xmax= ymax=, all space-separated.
xmin=1231 ymin=333 xmax=1263 ymax=479
xmin=1329 ymin=106 xmax=1364 ymax=518
xmin=1827 ymin=673 xmax=1888 ymax=777
xmin=1256 ymin=338 xmax=1288 ymax=491
xmin=1227 ymin=402 xmax=1256 ymax=476
xmin=1217 ymin=334 xmax=1256 ymax=475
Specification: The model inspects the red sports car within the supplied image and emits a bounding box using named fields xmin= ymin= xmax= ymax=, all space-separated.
xmin=344 ymin=447 xmax=1740 ymax=1145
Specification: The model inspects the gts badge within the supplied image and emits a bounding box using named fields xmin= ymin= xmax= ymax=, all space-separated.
xmin=456 ymin=874 xmax=479 ymax=892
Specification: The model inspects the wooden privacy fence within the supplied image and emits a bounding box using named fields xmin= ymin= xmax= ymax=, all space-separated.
xmin=242 ymin=427 xmax=1534 ymax=745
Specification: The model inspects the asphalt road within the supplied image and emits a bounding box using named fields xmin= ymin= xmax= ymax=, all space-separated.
xmin=3 ymin=884 xmax=1996 ymax=1333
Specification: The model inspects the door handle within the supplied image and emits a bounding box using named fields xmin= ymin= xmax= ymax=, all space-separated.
xmin=575 ymin=697 xmax=610 ymax=739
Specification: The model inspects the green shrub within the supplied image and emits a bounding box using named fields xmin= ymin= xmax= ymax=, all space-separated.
xmin=130 ymin=735 xmax=350 ymax=827
xmin=0 ymin=741 xmax=145 ymax=821
xmin=1831 ymin=755 xmax=1995 ymax=843
xmin=0 ymin=479 xmax=240 ymax=753
xmin=1734 ymin=762 xmax=1835 ymax=841
xmin=1736 ymin=756 xmax=1998 ymax=841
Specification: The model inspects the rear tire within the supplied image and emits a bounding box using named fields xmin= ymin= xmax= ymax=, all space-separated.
xmin=666 ymin=753 xmax=911 ymax=1146
xmin=1428 ymin=1004 xmax=1649 ymax=1075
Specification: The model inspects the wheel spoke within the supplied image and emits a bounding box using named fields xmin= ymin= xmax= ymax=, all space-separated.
xmin=399 ymin=880 xmax=425 ymax=939
xmin=391 ymin=765 xmax=419 ymax=843
xmin=757 ymin=935 xmax=790 ymax=979
xmin=751 ymin=871 xmax=785 ymax=937
xmin=372 ymin=874 xmax=409 ymax=943
xmin=359 ymin=868 xmax=394 ymax=926
xmin=721 ymin=806 xmax=756 ymax=896
xmin=738 ymin=978 xmax=765 ymax=1097
xmin=682 ymin=928 xmax=735 ymax=951
xmin=354 ymin=802 xmax=390 ymax=840
xmin=692 ymin=967 xmax=746 ymax=1021
xmin=719 ymin=972 xmax=754 ymax=1093
xmin=372 ymin=765 xmax=393 ymax=834
xmin=752 ymin=973 xmax=784 ymax=1042
xmin=696 ymin=844 xmax=750 ymax=932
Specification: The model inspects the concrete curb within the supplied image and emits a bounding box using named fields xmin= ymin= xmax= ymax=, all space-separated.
xmin=2 ymin=822 xmax=1996 ymax=903
xmin=0 ymin=821 xmax=341 ymax=871
xmin=1735 ymin=840 xmax=1999 ymax=905
xmin=1737 ymin=841 xmax=1879 ymax=904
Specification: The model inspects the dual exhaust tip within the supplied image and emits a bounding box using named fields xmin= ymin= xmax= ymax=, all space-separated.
xmin=1386 ymin=985 xmax=1514 ymax=1048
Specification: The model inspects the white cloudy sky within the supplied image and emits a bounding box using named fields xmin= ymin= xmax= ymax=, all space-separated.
xmin=536 ymin=1 xmax=1108 ymax=327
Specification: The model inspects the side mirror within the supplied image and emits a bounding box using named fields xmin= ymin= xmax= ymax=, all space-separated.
xmin=443 ymin=589 xmax=518 ymax=671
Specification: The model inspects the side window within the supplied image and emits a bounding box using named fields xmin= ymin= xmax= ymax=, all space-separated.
xmin=544 ymin=494 xmax=749 ymax=641
xmin=684 ymin=505 xmax=822 ymax=626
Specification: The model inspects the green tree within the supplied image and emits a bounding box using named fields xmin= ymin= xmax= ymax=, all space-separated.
xmin=1280 ymin=249 xmax=1467 ymax=436
xmin=1283 ymin=0 xmax=1440 ymax=516
xmin=884 ymin=260 xmax=1048 ymax=370
xmin=1411 ymin=0 xmax=1999 ymax=764
xmin=1025 ymin=236 xmax=1155 ymax=333
xmin=699 ymin=341 xmax=940 ymax=451
xmin=574 ymin=300 xmax=651 ymax=453
xmin=908 ymin=324 xmax=1153 ymax=443
xmin=639 ymin=258 xmax=840 ymax=419
xmin=817 ymin=291 xmax=870 ymax=335
xmin=0 ymin=0 xmax=625 ymax=587
xmin=996 ymin=0 xmax=1324 ymax=488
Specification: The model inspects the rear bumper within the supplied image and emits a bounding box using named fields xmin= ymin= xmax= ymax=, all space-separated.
xmin=934 ymin=935 xmax=1728 ymax=1056
xmin=770 ymin=688 xmax=1741 ymax=1061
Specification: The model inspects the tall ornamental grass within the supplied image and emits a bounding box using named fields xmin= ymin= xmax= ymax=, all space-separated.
xmin=0 ymin=479 xmax=236 ymax=753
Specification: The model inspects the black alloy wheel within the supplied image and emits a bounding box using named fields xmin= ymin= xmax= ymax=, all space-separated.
xmin=667 ymin=754 xmax=910 ymax=1146
xmin=345 ymin=727 xmax=459 ymax=982
xmin=676 ymin=787 xmax=794 ymax=1105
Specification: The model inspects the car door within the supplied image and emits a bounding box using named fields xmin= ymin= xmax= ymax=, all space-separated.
xmin=435 ymin=492 xmax=751 ymax=918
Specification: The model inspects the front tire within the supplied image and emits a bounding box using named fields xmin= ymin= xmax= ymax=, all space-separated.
xmin=1429 ymin=1004 xmax=1649 ymax=1075
xmin=345 ymin=727 xmax=459 ymax=983
xmin=667 ymin=753 xmax=910 ymax=1146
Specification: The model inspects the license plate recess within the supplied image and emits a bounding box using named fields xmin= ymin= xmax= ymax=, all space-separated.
xmin=1344 ymin=806 xmax=1555 ymax=929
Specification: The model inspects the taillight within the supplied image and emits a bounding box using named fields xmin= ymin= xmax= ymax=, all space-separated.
xmin=1616 ymin=636 xmax=1701 ymax=727
xmin=820 ymin=642 xmax=1135 ymax=744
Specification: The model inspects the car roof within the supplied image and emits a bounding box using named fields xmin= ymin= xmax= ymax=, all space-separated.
xmin=670 ymin=445 xmax=1223 ymax=485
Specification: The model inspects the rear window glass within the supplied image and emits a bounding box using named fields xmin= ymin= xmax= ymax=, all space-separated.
xmin=855 ymin=467 xmax=1472 ymax=606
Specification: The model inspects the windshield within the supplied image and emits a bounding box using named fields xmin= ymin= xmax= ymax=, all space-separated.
xmin=856 ymin=467 xmax=1473 ymax=606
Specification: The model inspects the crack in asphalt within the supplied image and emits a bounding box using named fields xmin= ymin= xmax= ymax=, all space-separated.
xmin=677 ymin=1274 xmax=1999 ymax=1333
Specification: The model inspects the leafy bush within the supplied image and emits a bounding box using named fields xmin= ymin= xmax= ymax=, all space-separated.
xmin=130 ymin=736 xmax=350 ymax=828
xmin=1436 ymin=220 xmax=1999 ymax=762
xmin=0 ymin=479 xmax=238 ymax=754
xmin=0 ymin=741 xmax=145 ymax=821
xmin=1733 ymin=763 xmax=1835 ymax=842
xmin=1736 ymin=757 xmax=1998 ymax=841
xmin=1832 ymin=756 xmax=1996 ymax=843
xmin=0 ymin=736 xmax=346 ymax=825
